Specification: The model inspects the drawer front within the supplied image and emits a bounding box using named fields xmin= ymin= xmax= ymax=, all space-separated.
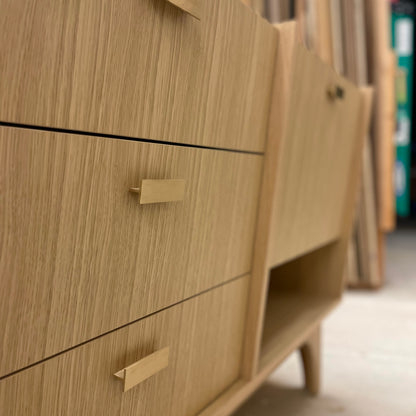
xmin=0 ymin=0 xmax=276 ymax=152
xmin=268 ymin=45 xmax=362 ymax=266
xmin=0 ymin=126 xmax=262 ymax=377
xmin=0 ymin=277 xmax=248 ymax=416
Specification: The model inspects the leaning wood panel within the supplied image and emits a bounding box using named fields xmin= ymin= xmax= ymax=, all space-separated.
xmin=268 ymin=45 xmax=362 ymax=267
xmin=242 ymin=20 xmax=370 ymax=380
xmin=0 ymin=0 xmax=276 ymax=152
xmin=365 ymin=0 xmax=395 ymax=231
xmin=341 ymin=0 xmax=380 ymax=287
xmin=0 ymin=126 xmax=262 ymax=377
xmin=0 ymin=277 xmax=248 ymax=416
xmin=314 ymin=0 xmax=334 ymax=66
xmin=383 ymin=49 xmax=397 ymax=232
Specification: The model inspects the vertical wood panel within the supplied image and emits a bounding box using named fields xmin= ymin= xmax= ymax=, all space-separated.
xmin=268 ymin=45 xmax=362 ymax=266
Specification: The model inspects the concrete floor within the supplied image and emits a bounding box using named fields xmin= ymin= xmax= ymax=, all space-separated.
xmin=235 ymin=229 xmax=416 ymax=416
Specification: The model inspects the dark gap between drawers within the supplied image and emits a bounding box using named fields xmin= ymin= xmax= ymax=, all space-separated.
xmin=0 ymin=273 xmax=249 ymax=381
xmin=0 ymin=122 xmax=264 ymax=156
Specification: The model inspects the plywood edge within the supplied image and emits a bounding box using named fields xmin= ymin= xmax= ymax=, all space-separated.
xmin=353 ymin=135 xmax=380 ymax=287
xmin=267 ymin=39 xmax=367 ymax=270
xmin=365 ymin=0 xmax=395 ymax=232
xmin=241 ymin=20 xmax=299 ymax=380
xmin=379 ymin=49 xmax=397 ymax=232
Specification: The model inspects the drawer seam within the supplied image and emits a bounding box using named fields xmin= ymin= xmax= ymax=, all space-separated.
xmin=0 ymin=122 xmax=264 ymax=156
xmin=0 ymin=272 xmax=250 ymax=381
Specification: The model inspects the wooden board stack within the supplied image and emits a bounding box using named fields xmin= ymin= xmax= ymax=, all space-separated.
xmin=339 ymin=0 xmax=380 ymax=288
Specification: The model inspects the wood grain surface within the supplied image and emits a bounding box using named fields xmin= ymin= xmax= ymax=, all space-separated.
xmin=0 ymin=0 xmax=276 ymax=152
xmin=0 ymin=277 xmax=248 ymax=416
xmin=268 ymin=45 xmax=362 ymax=267
xmin=261 ymin=292 xmax=334 ymax=373
xmin=0 ymin=126 xmax=262 ymax=377
xmin=265 ymin=88 xmax=373 ymax=301
xmin=200 ymin=88 xmax=373 ymax=416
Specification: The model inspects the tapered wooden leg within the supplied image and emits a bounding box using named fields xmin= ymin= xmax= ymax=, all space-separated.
xmin=300 ymin=326 xmax=321 ymax=395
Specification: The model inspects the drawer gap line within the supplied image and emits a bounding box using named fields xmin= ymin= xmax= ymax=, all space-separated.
xmin=0 ymin=122 xmax=264 ymax=156
xmin=0 ymin=272 xmax=249 ymax=381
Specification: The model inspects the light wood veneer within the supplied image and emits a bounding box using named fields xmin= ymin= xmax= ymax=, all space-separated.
xmin=0 ymin=126 xmax=262 ymax=377
xmin=0 ymin=0 xmax=276 ymax=152
xmin=0 ymin=277 xmax=248 ymax=416
xmin=239 ymin=21 xmax=373 ymax=390
xmin=267 ymin=45 xmax=362 ymax=267
xmin=0 ymin=1 xmax=374 ymax=412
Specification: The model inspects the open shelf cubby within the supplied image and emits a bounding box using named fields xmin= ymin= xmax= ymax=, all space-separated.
xmin=259 ymin=241 xmax=342 ymax=370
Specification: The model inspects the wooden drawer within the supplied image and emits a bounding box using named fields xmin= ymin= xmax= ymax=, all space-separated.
xmin=0 ymin=126 xmax=262 ymax=377
xmin=0 ymin=277 xmax=247 ymax=416
xmin=0 ymin=0 xmax=276 ymax=152
xmin=268 ymin=45 xmax=362 ymax=266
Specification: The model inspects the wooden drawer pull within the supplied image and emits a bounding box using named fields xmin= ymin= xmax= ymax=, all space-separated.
xmin=165 ymin=0 xmax=201 ymax=20
xmin=114 ymin=347 xmax=170 ymax=392
xmin=130 ymin=179 xmax=186 ymax=205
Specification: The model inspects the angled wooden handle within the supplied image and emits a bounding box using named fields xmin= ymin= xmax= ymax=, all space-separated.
xmin=114 ymin=347 xmax=169 ymax=392
xmin=165 ymin=0 xmax=201 ymax=19
xmin=130 ymin=179 xmax=186 ymax=205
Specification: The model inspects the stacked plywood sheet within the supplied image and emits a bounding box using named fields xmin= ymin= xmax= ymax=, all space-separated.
xmin=340 ymin=0 xmax=380 ymax=288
